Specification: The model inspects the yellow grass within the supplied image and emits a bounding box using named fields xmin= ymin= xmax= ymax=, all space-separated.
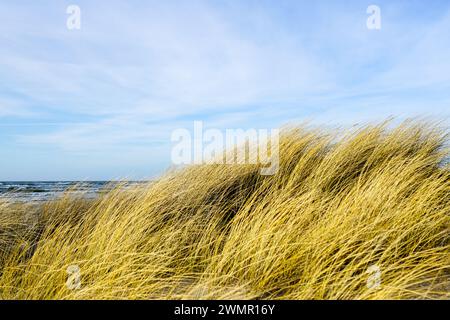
xmin=0 ymin=120 xmax=449 ymax=299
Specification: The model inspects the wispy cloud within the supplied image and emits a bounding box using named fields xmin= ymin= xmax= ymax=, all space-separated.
xmin=0 ymin=0 xmax=449 ymax=179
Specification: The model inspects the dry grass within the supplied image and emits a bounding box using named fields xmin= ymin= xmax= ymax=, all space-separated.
xmin=0 ymin=121 xmax=449 ymax=300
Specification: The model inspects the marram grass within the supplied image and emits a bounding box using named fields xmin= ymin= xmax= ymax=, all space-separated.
xmin=0 ymin=121 xmax=449 ymax=300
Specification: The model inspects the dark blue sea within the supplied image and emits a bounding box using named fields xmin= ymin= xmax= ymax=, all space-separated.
xmin=0 ymin=181 xmax=140 ymax=202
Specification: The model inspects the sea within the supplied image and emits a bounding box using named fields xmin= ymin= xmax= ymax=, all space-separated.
xmin=0 ymin=181 xmax=141 ymax=202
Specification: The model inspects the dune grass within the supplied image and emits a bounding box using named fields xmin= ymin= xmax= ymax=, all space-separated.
xmin=0 ymin=121 xmax=448 ymax=299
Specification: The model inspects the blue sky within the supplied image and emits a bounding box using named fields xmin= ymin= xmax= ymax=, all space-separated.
xmin=0 ymin=0 xmax=449 ymax=180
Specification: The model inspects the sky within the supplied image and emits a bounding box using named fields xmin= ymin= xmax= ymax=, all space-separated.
xmin=0 ymin=0 xmax=449 ymax=181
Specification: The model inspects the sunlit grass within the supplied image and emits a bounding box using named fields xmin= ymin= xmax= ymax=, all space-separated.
xmin=0 ymin=120 xmax=448 ymax=299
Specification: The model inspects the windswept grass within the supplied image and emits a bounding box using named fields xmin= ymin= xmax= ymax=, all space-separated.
xmin=0 ymin=121 xmax=448 ymax=299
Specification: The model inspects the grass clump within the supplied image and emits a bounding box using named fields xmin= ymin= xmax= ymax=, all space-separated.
xmin=0 ymin=121 xmax=448 ymax=299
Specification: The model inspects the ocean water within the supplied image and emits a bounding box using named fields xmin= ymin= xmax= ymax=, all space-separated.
xmin=0 ymin=181 xmax=126 ymax=202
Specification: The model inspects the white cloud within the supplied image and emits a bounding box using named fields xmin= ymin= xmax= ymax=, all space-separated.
xmin=0 ymin=1 xmax=449 ymax=179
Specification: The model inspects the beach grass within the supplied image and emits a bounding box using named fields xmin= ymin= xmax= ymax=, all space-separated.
xmin=0 ymin=120 xmax=448 ymax=299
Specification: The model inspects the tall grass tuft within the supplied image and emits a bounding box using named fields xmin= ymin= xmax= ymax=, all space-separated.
xmin=0 ymin=121 xmax=448 ymax=299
